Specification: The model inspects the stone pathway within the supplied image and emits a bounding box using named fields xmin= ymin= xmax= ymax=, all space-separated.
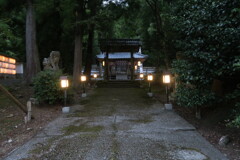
xmin=4 ymin=88 xmax=228 ymax=160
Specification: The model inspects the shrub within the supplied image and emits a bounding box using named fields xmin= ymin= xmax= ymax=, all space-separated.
xmin=33 ymin=70 xmax=63 ymax=104
xmin=175 ymin=84 xmax=216 ymax=108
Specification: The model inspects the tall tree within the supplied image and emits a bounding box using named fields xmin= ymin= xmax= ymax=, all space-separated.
xmin=145 ymin=0 xmax=170 ymax=69
xmin=84 ymin=0 xmax=101 ymax=78
xmin=73 ymin=0 xmax=85 ymax=87
xmin=25 ymin=0 xmax=40 ymax=83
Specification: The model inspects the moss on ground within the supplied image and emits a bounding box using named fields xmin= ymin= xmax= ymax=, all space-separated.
xmin=62 ymin=124 xmax=104 ymax=135
xmin=129 ymin=115 xmax=153 ymax=124
xmin=70 ymin=88 xmax=155 ymax=118
xmin=30 ymin=136 xmax=60 ymax=154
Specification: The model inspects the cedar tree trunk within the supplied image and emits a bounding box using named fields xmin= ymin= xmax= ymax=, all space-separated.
xmin=25 ymin=0 xmax=40 ymax=83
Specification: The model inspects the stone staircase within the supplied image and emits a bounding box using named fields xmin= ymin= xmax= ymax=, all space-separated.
xmin=97 ymin=80 xmax=140 ymax=88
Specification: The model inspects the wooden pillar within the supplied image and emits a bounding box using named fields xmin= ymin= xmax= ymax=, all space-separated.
xmin=105 ymin=51 xmax=109 ymax=81
xmin=99 ymin=61 xmax=103 ymax=77
xmin=131 ymin=51 xmax=134 ymax=80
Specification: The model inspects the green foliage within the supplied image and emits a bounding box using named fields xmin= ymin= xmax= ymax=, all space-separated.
xmin=0 ymin=19 xmax=22 ymax=58
xmin=227 ymin=102 xmax=240 ymax=128
xmin=172 ymin=0 xmax=240 ymax=108
xmin=175 ymin=84 xmax=215 ymax=107
xmin=33 ymin=70 xmax=63 ymax=104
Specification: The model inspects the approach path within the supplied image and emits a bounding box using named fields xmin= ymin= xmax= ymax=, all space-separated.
xmin=4 ymin=88 xmax=228 ymax=160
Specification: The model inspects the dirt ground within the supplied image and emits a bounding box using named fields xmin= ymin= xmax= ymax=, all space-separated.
xmin=0 ymin=85 xmax=61 ymax=158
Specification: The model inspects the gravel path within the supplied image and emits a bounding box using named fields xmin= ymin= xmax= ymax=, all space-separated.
xmin=4 ymin=88 xmax=228 ymax=160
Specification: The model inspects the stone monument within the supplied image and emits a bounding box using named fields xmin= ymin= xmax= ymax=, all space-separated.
xmin=43 ymin=51 xmax=60 ymax=71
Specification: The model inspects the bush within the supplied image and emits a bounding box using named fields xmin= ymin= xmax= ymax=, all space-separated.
xmin=175 ymin=84 xmax=216 ymax=108
xmin=33 ymin=70 xmax=63 ymax=104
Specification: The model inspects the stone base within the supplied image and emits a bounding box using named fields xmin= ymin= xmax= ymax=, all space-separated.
xmin=62 ymin=107 xmax=70 ymax=113
xmin=165 ymin=103 xmax=173 ymax=110
xmin=147 ymin=92 xmax=153 ymax=97
xmin=82 ymin=93 xmax=87 ymax=98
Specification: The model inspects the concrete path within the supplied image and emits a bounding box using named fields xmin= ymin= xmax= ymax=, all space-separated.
xmin=4 ymin=88 xmax=228 ymax=160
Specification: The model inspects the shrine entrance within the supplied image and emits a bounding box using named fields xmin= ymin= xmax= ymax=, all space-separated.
xmin=110 ymin=60 xmax=130 ymax=80
xmin=97 ymin=39 xmax=148 ymax=81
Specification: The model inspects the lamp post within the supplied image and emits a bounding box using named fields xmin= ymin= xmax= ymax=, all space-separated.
xmin=93 ymin=73 xmax=97 ymax=87
xmin=139 ymin=73 xmax=144 ymax=87
xmin=163 ymin=72 xmax=172 ymax=110
xmin=147 ymin=74 xmax=153 ymax=97
xmin=60 ymin=76 xmax=69 ymax=106
xmin=81 ymin=75 xmax=87 ymax=97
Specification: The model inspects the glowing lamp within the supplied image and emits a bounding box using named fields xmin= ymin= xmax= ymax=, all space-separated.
xmin=163 ymin=74 xmax=171 ymax=84
xmin=93 ymin=74 xmax=97 ymax=78
xmin=9 ymin=58 xmax=16 ymax=64
xmin=140 ymin=73 xmax=144 ymax=79
xmin=81 ymin=75 xmax=87 ymax=82
xmin=135 ymin=65 xmax=138 ymax=70
xmin=0 ymin=55 xmax=16 ymax=75
xmin=138 ymin=61 xmax=141 ymax=66
xmin=60 ymin=76 xmax=69 ymax=88
xmin=147 ymin=74 xmax=153 ymax=81
xmin=102 ymin=61 xmax=105 ymax=67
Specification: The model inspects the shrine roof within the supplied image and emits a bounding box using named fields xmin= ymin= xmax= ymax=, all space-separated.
xmin=99 ymin=39 xmax=141 ymax=52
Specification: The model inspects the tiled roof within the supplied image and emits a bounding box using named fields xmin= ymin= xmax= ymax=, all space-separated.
xmin=96 ymin=52 xmax=148 ymax=59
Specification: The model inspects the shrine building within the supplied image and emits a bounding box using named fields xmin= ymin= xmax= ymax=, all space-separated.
xmin=96 ymin=39 xmax=148 ymax=80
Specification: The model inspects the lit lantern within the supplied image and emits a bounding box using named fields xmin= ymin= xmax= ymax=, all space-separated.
xmin=138 ymin=61 xmax=141 ymax=66
xmin=60 ymin=76 xmax=69 ymax=106
xmin=0 ymin=55 xmax=4 ymax=61
xmin=147 ymin=74 xmax=153 ymax=93
xmin=135 ymin=65 xmax=138 ymax=70
xmin=102 ymin=61 xmax=105 ymax=67
xmin=163 ymin=72 xmax=171 ymax=105
xmin=81 ymin=75 xmax=87 ymax=82
xmin=9 ymin=58 xmax=16 ymax=64
xmin=60 ymin=76 xmax=69 ymax=88
xmin=163 ymin=74 xmax=171 ymax=84
xmin=140 ymin=73 xmax=144 ymax=79
xmin=147 ymin=74 xmax=153 ymax=81
xmin=93 ymin=73 xmax=97 ymax=78
xmin=0 ymin=55 xmax=16 ymax=75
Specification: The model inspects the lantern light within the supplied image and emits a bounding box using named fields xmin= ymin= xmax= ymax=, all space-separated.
xmin=9 ymin=58 xmax=16 ymax=64
xmin=138 ymin=61 xmax=141 ymax=66
xmin=135 ymin=65 xmax=138 ymax=70
xmin=102 ymin=61 xmax=105 ymax=67
xmin=0 ymin=55 xmax=16 ymax=75
xmin=93 ymin=74 xmax=97 ymax=78
xmin=147 ymin=74 xmax=153 ymax=94
xmin=81 ymin=75 xmax=87 ymax=82
xmin=60 ymin=76 xmax=69 ymax=88
xmin=140 ymin=73 xmax=144 ymax=79
xmin=163 ymin=74 xmax=171 ymax=84
xmin=147 ymin=74 xmax=153 ymax=81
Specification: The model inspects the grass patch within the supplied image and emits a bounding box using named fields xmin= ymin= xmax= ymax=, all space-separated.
xmin=129 ymin=115 xmax=153 ymax=124
xmin=30 ymin=136 xmax=59 ymax=154
xmin=62 ymin=124 xmax=104 ymax=135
